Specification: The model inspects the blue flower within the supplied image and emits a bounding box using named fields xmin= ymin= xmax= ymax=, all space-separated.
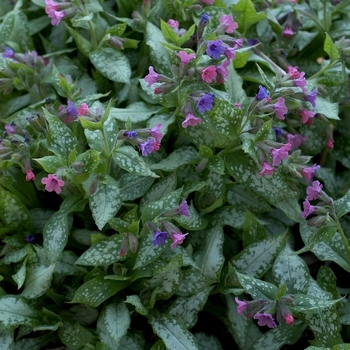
xmin=256 ymin=85 xmax=269 ymax=100
xmin=124 ymin=130 xmax=138 ymax=138
xmin=25 ymin=234 xmax=35 ymax=244
xmin=2 ymin=47 xmax=14 ymax=59
xmin=153 ymin=231 xmax=169 ymax=246
xmin=139 ymin=138 xmax=155 ymax=156
xmin=206 ymin=40 xmax=226 ymax=60
xmin=200 ymin=13 xmax=210 ymax=25
xmin=67 ymin=100 xmax=78 ymax=117
xmin=273 ymin=127 xmax=284 ymax=139
xmin=197 ymin=93 xmax=215 ymax=113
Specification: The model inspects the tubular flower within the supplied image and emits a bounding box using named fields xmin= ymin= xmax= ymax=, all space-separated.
xmin=253 ymin=313 xmax=277 ymax=328
xmin=182 ymin=113 xmax=202 ymax=128
xmin=271 ymin=143 xmax=292 ymax=166
xmin=302 ymin=199 xmax=316 ymax=218
xmin=206 ymin=39 xmax=226 ymax=60
xmin=259 ymin=161 xmax=276 ymax=176
xmin=201 ymin=66 xmax=217 ymax=83
xmin=306 ymin=180 xmax=323 ymax=201
xmin=145 ymin=66 xmax=159 ymax=87
xmin=41 ymin=174 xmax=65 ymax=194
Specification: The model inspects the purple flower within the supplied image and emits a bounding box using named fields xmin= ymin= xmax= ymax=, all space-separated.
xmin=305 ymin=89 xmax=317 ymax=107
xmin=153 ymin=231 xmax=169 ymax=246
xmin=2 ymin=47 xmax=14 ymax=59
xmin=182 ymin=113 xmax=202 ymax=128
xmin=273 ymin=97 xmax=288 ymax=120
xmin=178 ymin=51 xmax=196 ymax=65
xmin=145 ymin=66 xmax=159 ymax=87
xmin=224 ymin=47 xmax=236 ymax=60
xmin=256 ymin=85 xmax=269 ymax=100
xmin=253 ymin=313 xmax=277 ymax=328
xmin=302 ymin=164 xmax=320 ymax=182
xmin=295 ymin=72 xmax=307 ymax=92
xmin=219 ymin=14 xmax=238 ymax=33
xmin=150 ymin=124 xmax=163 ymax=143
xmin=125 ymin=130 xmax=138 ymax=138
xmin=286 ymin=133 xmax=306 ymax=148
xmin=139 ymin=138 xmax=155 ymax=156
xmin=216 ymin=60 xmax=230 ymax=83
xmin=273 ymin=127 xmax=285 ymax=139
xmin=271 ymin=142 xmax=291 ymax=166
xmin=235 ymin=297 xmax=248 ymax=315
xmin=171 ymin=232 xmax=188 ymax=248
xmin=5 ymin=123 xmax=15 ymax=134
xmin=25 ymin=234 xmax=36 ymax=244
xmin=200 ymin=13 xmax=210 ymax=25
xmin=302 ymin=199 xmax=316 ymax=218
xmin=178 ymin=199 xmax=190 ymax=217
xmin=247 ymin=38 xmax=259 ymax=46
xmin=206 ymin=39 xmax=226 ymax=60
xmin=306 ymin=180 xmax=323 ymax=201
xmin=259 ymin=161 xmax=276 ymax=176
xmin=67 ymin=100 xmax=78 ymax=117
xmin=300 ymin=109 xmax=315 ymax=124
xmin=197 ymin=94 xmax=215 ymax=113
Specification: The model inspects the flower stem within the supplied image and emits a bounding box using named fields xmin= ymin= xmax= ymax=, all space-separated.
xmin=335 ymin=217 xmax=350 ymax=263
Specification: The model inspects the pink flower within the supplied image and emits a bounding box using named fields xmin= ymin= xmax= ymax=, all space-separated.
xmin=41 ymin=174 xmax=65 ymax=194
xmin=235 ymin=297 xmax=248 ymax=315
xmin=300 ymin=109 xmax=315 ymax=124
xmin=302 ymin=164 xmax=320 ymax=182
xmin=302 ymin=199 xmax=316 ymax=218
xmin=282 ymin=26 xmax=294 ymax=37
xmin=171 ymin=232 xmax=188 ymax=248
xmin=26 ymin=169 xmax=35 ymax=182
xmin=77 ymin=102 xmax=89 ymax=116
xmin=45 ymin=0 xmax=59 ymax=14
xmin=201 ymin=66 xmax=217 ymax=83
xmin=295 ymin=71 xmax=307 ymax=92
xmin=273 ymin=97 xmax=288 ymax=120
xmin=145 ymin=66 xmax=159 ymax=87
xmin=216 ymin=60 xmax=230 ymax=83
xmin=259 ymin=161 xmax=276 ymax=176
xmin=182 ymin=113 xmax=202 ymax=128
xmin=234 ymin=102 xmax=242 ymax=109
xmin=271 ymin=143 xmax=291 ymax=166
xmin=326 ymin=139 xmax=334 ymax=149
xmin=306 ymin=180 xmax=323 ymax=200
xmin=167 ymin=19 xmax=179 ymax=28
xmin=150 ymin=124 xmax=163 ymax=143
xmin=284 ymin=314 xmax=294 ymax=325
xmin=201 ymin=0 xmax=214 ymax=4
xmin=253 ymin=313 xmax=277 ymax=328
xmin=219 ymin=14 xmax=238 ymax=33
xmin=177 ymin=51 xmax=196 ymax=64
xmin=5 ymin=124 xmax=15 ymax=134
xmin=287 ymin=66 xmax=300 ymax=79
xmin=48 ymin=10 xmax=65 ymax=26
xmin=286 ymin=133 xmax=306 ymax=147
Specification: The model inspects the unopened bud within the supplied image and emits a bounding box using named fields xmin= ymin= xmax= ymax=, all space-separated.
xmin=71 ymin=161 xmax=84 ymax=175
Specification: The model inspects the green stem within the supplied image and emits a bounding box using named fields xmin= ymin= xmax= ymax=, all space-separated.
xmin=252 ymin=48 xmax=286 ymax=75
xmin=101 ymin=128 xmax=111 ymax=173
xmin=334 ymin=216 xmax=350 ymax=263
xmin=323 ymin=1 xmax=329 ymax=33
xmin=308 ymin=59 xmax=340 ymax=80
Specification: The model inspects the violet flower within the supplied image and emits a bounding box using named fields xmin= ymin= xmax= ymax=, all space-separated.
xmin=197 ymin=94 xmax=215 ymax=113
xmin=206 ymin=39 xmax=226 ymax=60
xmin=305 ymin=89 xmax=318 ymax=107
xmin=302 ymin=164 xmax=320 ymax=182
xmin=235 ymin=297 xmax=248 ymax=315
xmin=300 ymin=109 xmax=315 ymax=124
xmin=153 ymin=231 xmax=169 ymax=246
xmin=182 ymin=113 xmax=202 ymax=128
xmin=306 ymin=180 xmax=323 ymax=201
xmin=259 ymin=161 xmax=276 ymax=176
xmin=273 ymin=97 xmax=288 ymax=120
xmin=256 ymin=85 xmax=269 ymax=100
xmin=178 ymin=51 xmax=196 ymax=65
xmin=302 ymin=199 xmax=316 ymax=218
xmin=2 ymin=47 xmax=14 ymax=59
xmin=253 ymin=313 xmax=277 ymax=328
xmin=271 ymin=143 xmax=291 ymax=166
xmin=145 ymin=66 xmax=159 ymax=87
xmin=139 ymin=138 xmax=156 ymax=156
xmin=171 ymin=232 xmax=188 ymax=248
xmin=219 ymin=14 xmax=238 ymax=33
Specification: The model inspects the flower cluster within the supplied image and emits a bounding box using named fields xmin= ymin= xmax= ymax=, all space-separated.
xmin=45 ymin=0 xmax=77 ymax=26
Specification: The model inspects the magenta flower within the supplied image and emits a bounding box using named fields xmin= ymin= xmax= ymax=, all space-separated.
xmin=300 ymin=109 xmax=315 ymax=124
xmin=235 ymin=297 xmax=248 ymax=315
xmin=25 ymin=169 xmax=35 ymax=182
xmin=253 ymin=313 xmax=277 ymax=328
xmin=145 ymin=66 xmax=159 ymax=87
xmin=224 ymin=47 xmax=236 ymax=60
xmin=302 ymin=164 xmax=320 ymax=182
xmin=271 ymin=143 xmax=291 ymax=166
xmin=153 ymin=231 xmax=169 ymax=246
xmin=77 ymin=102 xmax=89 ymax=116
xmin=48 ymin=10 xmax=65 ymax=26
xmin=282 ymin=26 xmax=294 ymax=37
xmin=182 ymin=113 xmax=202 ymax=128
xmin=2 ymin=47 xmax=14 ymax=59
xmin=273 ymin=97 xmax=288 ymax=120
xmin=171 ymin=232 xmax=188 ymax=248
xmin=216 ymin=60 xmax=230 ymax=83
xmin=219 ymin=14 xmax=238 ymax=33
xmin=286 ymin=133 xmax=306 ymax=148
xmin=178 ymin=199 xmax=190 ymax=217
xmin=150 ymin=124 xmax=163 ymax=143
xmin=284 ymin=314 xmax=294 ymax=325
xmin=206 ymin=39 xmax=226 ymax=60
xmin=305 ymin=89 xmax=318 ymax=107
xmin=167 ymin=19 xmax=179 ymax=28
xmin=178 ymin=51 xmax=196 ymax=64
xmin=45 ymin=0 xmax=59 ymax=14
xmin=256 ymin=85 xmax=269 ymax=100
xmin=287 ymin=65 xmax=300 ymax=79
xmin=197 ymin=94 xmax=215 ymax=113
xmin=201 ymin=66 xmax=217 ymax=83
xmin=41 ymin=174 xmax=65 ymax=194
xmin=4 ymin=124 xmax=15 ymax=134
xmin=139 ymin=138 xmax=156 ymax=156
xmin=234 ymin=102 xmax=242 ymax=109
xmin=294 ymin=72 xmax=307 ymax=92
xmin=302 ymin=199 xmax=316 ymax=218
xmin=326 ymin=139 xmax=334 ymax=149
xmin=306 ymin=180 xmax=323 ymax=201
xmin=259 ymin=161 xmax=276 ymax=176
xmin=201 ymin=0 xmax=214 ymax=4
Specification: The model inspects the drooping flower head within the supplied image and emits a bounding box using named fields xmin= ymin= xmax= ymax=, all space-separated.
xmin=150 ymin=124 xmax=163 ymax=143
xmin=67 ymin=100 xmax=78 ymax=118
xmin=41 ymin=174 xmax=65 ymax=194
xmin=259 ymin=161 xmax=276 ymax=176
xmin=26 ymin=169 xmax=35 ymax=182
xmin=153 ymin=231 xmax=169 ymax=246
xmin=253 ymin=313 xmax=277 ymax=328
xmin=139 ymin=138 xmax=156 ymax=156
xmin=201 ymin=66 xmax=217 ymax=83
xmin=77 ymin=102 xmax=89 ymax=116
xmin=295 ymin=72 xmax=307 ymax=92
xmin=273 ymin=127 xmax=285 ymax=139
xmin=171 ymin=232 xmax=188 ymax=248
xmin=305 ymin=89 xmax=318 ymax=107
xmin=145 ymin=66 xmax=159 ymax=87
xmin=302 ymin=164 xmax=320 ymax=182
xmin=219 ymin=14 xmax=238 ymax=33
xmin=271 ymin=143 xmax=291 ymax=166
xmin=167 ymin=19 xmax=179 ymax=28
xmin=124 ymin=130 xmax=138 ymax=139
xmin=284 ymin=314 xmax=294 ymax=325
xmin=206 ymin=39 xmax=226 ymax=60
xmin=235 ymin=298 xmax=248 ymax=315
xmin=4 ymin=123 xmax=15 ymax=134
xmin=182 ymin=113 xmax=202 ymax=128
xmin=178 ymin=199 xmax=190 ymax=217
xmin=256 ymin=85 xmax=269 ymax=100
xmin=178 ymin=51 xmax=196 ymax=65
xmin=286 ymin=133 xmax=306 ymax=147
xmin=306 ymin=180 xmax=323 ymax=201
xmin=282 ymin=26 xmax=294 ymax=37
xmin=273 ymin=97 xmax=288 ymax=120
xmin=326 ymin=139 xmax=334 ymax=149
xmin=197 ymin=93 xmax=215 ymax=113
xmin=300 ymin=109 xmax=315 ymax=124
xmin=216 ymin=60 xmax=230 ymax=83
xmin=302 ymin=199 xmax=316 ymax=218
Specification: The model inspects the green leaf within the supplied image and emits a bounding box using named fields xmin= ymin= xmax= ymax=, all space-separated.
xmin=71 ymin=276 xmax=129 ymax=307
xmin=118 ymin=173 xmax=155 ymax=202
xmin=231 ymin=234 xmax=286 ymax=278
xmin=225 ymin=63 xmax=247 ymax=104
xmin=150 ymin=147 xmax=201 ymax=171
xmin=12 ymin=258 xmax=27 ymax=289
xmin=89 ymin=174 xmax=122 ymax=230
xmin=317 ymin=266 xmax=339 ymax=300
xmin=315 ymin=96 xmax=340 ymax=120
xmin=146 ymin=22 xmax=171 ymax=74
xmin=334 ymin=189 xmax=350 ymax=218
xmin=194 ymin=224 xmax=225 ymax=282
xmin=21 ymin=264 xmax=55 ymax=299
xmin=194 ymin=333 xmax=223 ymax=350
xmin=213 ymin=206 xmax=246 ymax=229
xmin=226 ymin=150 xmax=296 ymax=203
xmin=34 ymin=155 xmax=67 ymax=173
xmin=66 ymin=25 xmax=92 ymax=56
xmin=272 ymin=245 xmax=310 ymax=294
xmin=71 ymin=150 xmax=101 ymax=184
xmin=168 ymin=286 xmax=213 ymax=329
xmin=236 ymin=271 xmax=278 ymax=300
xmin=42 ymin=108 xmax=78 ymax=159
xmin=324 ymin=33 xmax=339 ymax=63
xmin=293 ymin=295 xmax=341 ymax=312
xmin=110 ymin=101 xmax=161 ymax=122
xmin=149 ymin=315 xmax=199 ymax=350
xmin=176 ymin=268 xmax=211 ymax=297
xmin=243 ymin=211 xmax=267 ymax=247
xmin=160 ymin=19 xmax=180 ymax=45
xmin=89 ymin=48 xmax=131 ymax=83
xmin=75 ymin=234 xmax=125 ymax=266
xmin=113 ymin=146 xmax=158 ymax=178
xmin=0 ymin=330 xmax=14 ymax=350
xmin=233 ymin=0 xmax=266 ymax=34
xmin=173 ymin=204 xmax=208 ymax=231
xmin=125 ymin=295 xmax=148 ymax=316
